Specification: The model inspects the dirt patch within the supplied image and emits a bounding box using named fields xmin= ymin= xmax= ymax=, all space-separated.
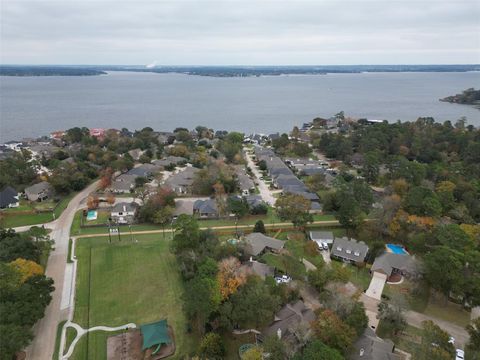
xmin=107 ymin=330 xmax=143 ymax=360
xmin=107 ymin=327 xmax=176 ymax=360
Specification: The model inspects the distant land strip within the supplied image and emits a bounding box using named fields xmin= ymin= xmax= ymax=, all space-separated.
xmin=1 ymin=64 xmax=479 ymax=77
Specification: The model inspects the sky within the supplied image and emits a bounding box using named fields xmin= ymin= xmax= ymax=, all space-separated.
xmin=1 ymin=0 xmax=479 ymax=65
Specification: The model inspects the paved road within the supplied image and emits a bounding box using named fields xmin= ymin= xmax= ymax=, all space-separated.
xmin=245 ymin=150 xmax=276 ymax=206
xmin=25 ymin=181 xmax=99 ymax=360
xmin=359 ymin=293 xmax=469 ymax=348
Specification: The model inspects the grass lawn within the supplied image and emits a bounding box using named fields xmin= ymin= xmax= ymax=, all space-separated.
xmin=345 ymin=265 xmax=372 ymax=292
xmin=0 ymin=193 xmax=77 ymax=228
xmin=53 ymin=320 xmax=67 ymax=360
xmin=222 ymin=332 xmax=256 ymax=360
xmin=70 ymin=234 xmax=196 ymax=360
xmin=70 ymin=210 xmax=163 ymax=236
xmin=377 ymin=322 xmax=423 ymax=356
xmin=384 ymin=281 xmax=471 ymax=328
xmin=0 ymin=211 xmax=54 ymax=228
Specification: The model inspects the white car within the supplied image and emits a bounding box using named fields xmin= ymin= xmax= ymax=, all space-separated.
xmin=456 ymin=349 xmax=465 ymax=360
xmin=322 ymin=242 xmax=329 ymax=251
xmin=275 ymin=275 xmax=292 ymax=284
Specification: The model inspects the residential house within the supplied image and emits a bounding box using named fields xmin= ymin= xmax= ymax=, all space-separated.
xmin=173 ymin=198 xmax=196 ymax=218
xmin=309 ymin=231 xmax=334 ymax=247
xmin=193 ymin=199 xmax=218 ymax=219
xmin=331 ymin=237 xmax=369 ymax=263
xmin=89 ymin=128 xmax=106 ymax=139
xmin=350 ymin=328 xmax=401 ymax=360
xmin=152 ymin=156 xmax=187 ymax=168
xmin=128 ymin=148 xmax=144 ymax=161
xmin=244 ymin=194 xmax=265 ymax=210
xmin=28 ymin=143 xmax=61 ymax=159
xmin=4 ymin=141 xmax=23 ymax=151
xmin=25 ymin=181 xmax=53 ymax=202
xmin=262 ymin=300 xmax=315 ymax=351
xmin=50 ymin=130 xmax=65 ymax=140
xmin=126 ymin=164 xmax=159 ymax=179
xmin=242 ymin=259 xmax=275 ymax=280
xmin=235 ymin=166 xmax=255 ymax=195
xmin=0 ymin=186 xmax=20 ymax=209
xmin=244 ymin=232 xmax=285 ymax=257
xmin=110 ymin=202 xmax=138 ymax=224
xmin=371 ymin=253 xmax=420 ymax=282
xmin=110 ymin=174 xmax=137 ymax=194
xmin=164 ymin=166 xmax=200 ymax=194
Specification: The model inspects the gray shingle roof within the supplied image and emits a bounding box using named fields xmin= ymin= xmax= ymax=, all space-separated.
xmin=112 ymin=202 xmax=138 ymax=213
xmin=244 ymin=232 xmax=285 ymax=256
xmin=193 ymin=199 xmax=218 ymax=215
xmin=242 ymin=261 xmax=275 ymax=279
xmin=371 ymin=253 xmax=419 ymax=277
xmin=310 ymin=231 xmax=334 ymax=242
xmin=350 ymin=328 xmax=401 ymax=360
xmin=0 ymin=186 xmax=18 ymax=208
xmin=331 ymin=237 xmax=369 ymax=262
xmin=25 ymin=181 xmax=51 ymax=197
xmin=263 ymin=300 xmax=315 ymax=340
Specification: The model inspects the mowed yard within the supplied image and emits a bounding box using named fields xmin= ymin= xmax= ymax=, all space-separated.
xmin=69 ymin=235 xmax=196 ymax=360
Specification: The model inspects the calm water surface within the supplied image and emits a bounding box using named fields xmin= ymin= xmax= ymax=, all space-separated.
xmin=0 ymin=71 xmax=479 ymax=141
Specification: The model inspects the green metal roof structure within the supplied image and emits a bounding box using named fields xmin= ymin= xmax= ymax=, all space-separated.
xmin=140 ymin=319 xmax=172 ymax=351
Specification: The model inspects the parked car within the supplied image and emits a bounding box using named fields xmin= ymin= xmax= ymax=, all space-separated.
xmin=322 ymin=242 xmax=329 ymax=250
xmin=455 ymin=349 xmax=465 ymax=360
xmin=275 ymin=275 xmax=292 ymax=284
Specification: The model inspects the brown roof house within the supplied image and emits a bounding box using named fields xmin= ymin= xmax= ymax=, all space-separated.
xmin=243 ymin=232 xmax=285 ymax=257
xmin=262 ymin=300 xmax=315 ymax=351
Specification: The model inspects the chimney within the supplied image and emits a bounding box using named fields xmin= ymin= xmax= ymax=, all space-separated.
xmin=277 ymin=328 xmax=282 ymax=339
xmin=359 ymin=348 xmax=364 ymax=357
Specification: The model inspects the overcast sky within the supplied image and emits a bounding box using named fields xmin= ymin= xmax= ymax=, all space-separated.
xmin=1 ymin=0 xmax=479 ymax=65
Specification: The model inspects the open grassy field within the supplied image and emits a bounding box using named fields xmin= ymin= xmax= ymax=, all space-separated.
xmin=69 ymin=234 xmax=196 ymax=360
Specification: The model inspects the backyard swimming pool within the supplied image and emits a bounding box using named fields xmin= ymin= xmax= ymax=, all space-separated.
xmin=86 ymin=210 xmax=97 ymax=221
xmin=386 ymin=244 xmax=408 ymax=255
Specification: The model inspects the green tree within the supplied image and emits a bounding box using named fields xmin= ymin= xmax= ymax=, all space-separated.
xmin=172 ymin=215 xmax=200 ymax=253
xmin=424 ymin=246 xmax=464 ymax=299
xmin=154 ymin=206 xmax=174 ymax=239
xmin=344 ymin=302 xmax=368 ymax=336
xmin=198 ymin=332 xmax=225 ymax=360
xmin=466 ymin=317 xmax=480 ymax=357
xmin=377 ymin=299 xmax=406 ymax=335
xmin=183 ymin=276 xmax=220 ymax=334
xmin=295 ymin=340 xmax=344 ymax=360
xmin=312 ymin=309 xmax=356 ymax=354
xmin=263 ymin=335 xmax=287 ymax=360
xmin=418 ymin=321 xmax=455 ymax=360
xmin=253 ymin=220 xmax=266 ymax=234
xmin=219 ymin=277 xmax=280 ymax=330
xmin=275 ymin=194 xmax=313 ymax=229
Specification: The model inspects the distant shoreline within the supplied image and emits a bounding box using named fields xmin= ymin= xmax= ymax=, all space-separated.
xmin=1 ymin=64 xmax=479 ymax=77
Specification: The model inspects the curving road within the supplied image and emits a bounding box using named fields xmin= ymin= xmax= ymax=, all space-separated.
xmin=24 ymin=181 xmax=99 ymax=360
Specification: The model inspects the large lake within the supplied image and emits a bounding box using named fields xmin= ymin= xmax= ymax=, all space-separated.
xmin=1 ymin=71 xmax=479 ymax=142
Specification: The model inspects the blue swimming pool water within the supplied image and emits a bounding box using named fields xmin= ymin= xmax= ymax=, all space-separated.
xmin=387 ymin=244 xmax=407 ymax=255
xmin=86 ymin=210 xmax=97 ymax=221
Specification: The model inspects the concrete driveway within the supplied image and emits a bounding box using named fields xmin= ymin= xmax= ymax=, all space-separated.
xmin=366 ymin=271 xmax=387 ymax=300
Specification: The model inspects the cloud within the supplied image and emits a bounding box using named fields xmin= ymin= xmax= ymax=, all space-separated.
xmin=1 ymin=0 xmax=479 ymax=64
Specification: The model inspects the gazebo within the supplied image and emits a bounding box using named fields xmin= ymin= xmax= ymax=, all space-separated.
xmin=140 ymin=319 xmax=172 ymax=355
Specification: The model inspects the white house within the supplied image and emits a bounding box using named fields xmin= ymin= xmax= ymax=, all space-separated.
xmin=110 ymin=202 xmax=138 ymax=224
